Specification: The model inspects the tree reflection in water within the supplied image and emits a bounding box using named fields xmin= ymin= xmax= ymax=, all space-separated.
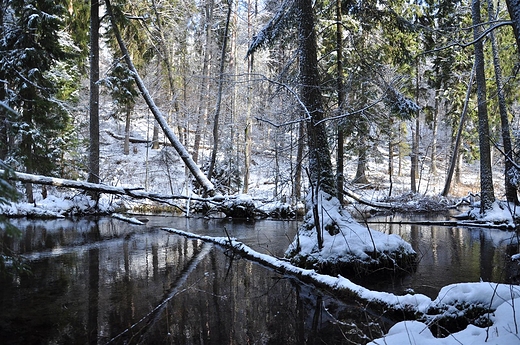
xmin=0 ymin=218 xmax=387 ymax=345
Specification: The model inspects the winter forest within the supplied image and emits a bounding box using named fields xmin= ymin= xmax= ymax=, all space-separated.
xmin=3 ymin=0 xmax=520 ymax=344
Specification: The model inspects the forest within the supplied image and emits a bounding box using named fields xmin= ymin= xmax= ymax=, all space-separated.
xmin=0 ymin=0 xmax=520 ymax=211
xmin=2 ymin=0 xmax=520 ymax=344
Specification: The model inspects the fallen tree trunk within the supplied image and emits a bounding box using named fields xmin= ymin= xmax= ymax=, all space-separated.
xmin=105 ymin=130 xmax=171 ymax=146
xmin=365 ymin=219 xmax=514 ymax=230
xmin=163 ymin=228 xmax=520 ymax=337
xmin=0 ymin=170 xmax=224 ymax=204
xmin=104 ymin=0 xmax=216 ymax=197
xmin=343 ymin=188 xmax=393 ymax=209
xmin=162 ymin=227 xmax=424 ymax=321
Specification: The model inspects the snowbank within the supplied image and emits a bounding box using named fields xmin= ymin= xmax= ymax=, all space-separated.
xmin=369 ymin=296 xmax=520 ymax=345
xmin=285 ymin=190 xmax=417 ymax=273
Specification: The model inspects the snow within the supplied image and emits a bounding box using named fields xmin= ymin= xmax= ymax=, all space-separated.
xmin=286 ymin=189 xmax=415 ymax=266
xmin=0 ymin=194 xmax=115 ymax=217
xmin=369 ymin=298 xmax=520 ymax=345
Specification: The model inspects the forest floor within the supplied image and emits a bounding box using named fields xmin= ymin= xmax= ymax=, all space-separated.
xmin=94 ymin=115 xmax=489 ymax=212
xmin=6 ymin=112 xmax=502 ymax=220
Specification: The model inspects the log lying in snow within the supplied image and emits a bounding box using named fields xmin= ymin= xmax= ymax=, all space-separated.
xmin=0 ymin=170 xmax=225 ymax=204
xmin=343 ymin=188 xmax=393 ymax=209
xmin=105 ymin=130 xmax=172 ymax=146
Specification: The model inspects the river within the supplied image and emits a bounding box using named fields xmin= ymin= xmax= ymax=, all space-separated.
xmin=0 ymin=214 xmax=517 ymax=344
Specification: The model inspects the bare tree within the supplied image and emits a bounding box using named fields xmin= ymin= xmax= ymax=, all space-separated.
xmin=473 ymin=0 xmax=495 ymax=212
xmin=207 ymin=0 xmax=233 ymax=181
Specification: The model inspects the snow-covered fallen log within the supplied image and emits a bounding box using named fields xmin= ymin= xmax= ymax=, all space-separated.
xmin=162 ymin=227 xmax=428 ymax=313
xmin=365 ymin=219 xmax=514 ymax=230
xmin=112 ymin=213 xmax=145 ymax=225
xmin=343 ymin=188 xmax=393 ymax=209
xmin=0 ymin=170 xmax=225 ymax=204
xmin=105 ymin=130 xmax=171 ymax=146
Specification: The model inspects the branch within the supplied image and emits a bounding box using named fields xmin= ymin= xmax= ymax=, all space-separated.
xmin=420 ymin=21 xmax=513 ymax=57
xmin=246 ymin=0 xmax=296 ymax=57
xmin=314 ymin=97 xmax=385 ymax=126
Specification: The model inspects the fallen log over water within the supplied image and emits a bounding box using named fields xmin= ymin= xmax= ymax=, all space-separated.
xmin=343 ymin=189 xmax=393 ymax=209
xmin=162 ymin=227 xmax=423 ymax=320
xmin=365 ymin=219 xmax=515 ymax=230
xmin=163 ymin=228 xmax=520 ymax=337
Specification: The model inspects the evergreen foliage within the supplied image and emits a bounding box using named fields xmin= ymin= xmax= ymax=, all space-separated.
xmin=0 ymin=0 xmax=75 ymax=178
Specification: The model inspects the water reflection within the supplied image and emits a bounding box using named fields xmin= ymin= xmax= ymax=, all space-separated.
xmin=367 ymin=215 xmax=517 ymax=297
xmin=0 ymin=218 xmax=386 ymax=344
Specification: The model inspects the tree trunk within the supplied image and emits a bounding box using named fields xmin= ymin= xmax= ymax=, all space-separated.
xmin=335 ymin=0 xmax=345 ymax=204
xmin=150 ymin=0 xmax=181 ymax=150
xmin=192 ymin=0 xmax=214 ymax=165
xmin=0 ymin=0 xmax=8 ymax=161
xmin=152 ymin=123 xmax=160 ymax=149
xmin=488 ymin=0 xmax=518 ymax=204
xmin=506 ymin=0 xmax=520 ymax=54
xmin=243 ymin=0 xmax=254 ymax=194
xmin=105 ymin=0 xmax=216 ymax=196
xmin=411 ymin=64 xmax=420 ymax=193
xmin=472 ymin=0 xmax=495 ymax=212
xmin=298 ymin=0 xmax=336 ymax=197
xmin=442 ymin=62 xmax=474 ymax=197
xmin=0 ymin=169 xmax=224 ymax=203
xmin=353 ymin=136 xmax=369 ymax=184
xmin=294 ymin=122 xmax=304 ymax=202
xmin=430 ymin=92 xmax=439 ymax=175
xmin=124 ymin=104 xmax=131 ymax=155
xmin=207 ymin=0 xmax=232 ymax=181
xmin=389 ymin=139 xmax=394 ymax=196
xmin=88 ymin=0 xmax=100 ymax=202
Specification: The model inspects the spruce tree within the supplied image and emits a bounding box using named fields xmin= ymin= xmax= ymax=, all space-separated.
xmin=0 ymin=0 xmax=72 ymax=201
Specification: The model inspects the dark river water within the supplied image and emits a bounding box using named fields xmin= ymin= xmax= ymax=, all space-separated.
xmin=0 ymin=214 xmax=518 ymax=344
